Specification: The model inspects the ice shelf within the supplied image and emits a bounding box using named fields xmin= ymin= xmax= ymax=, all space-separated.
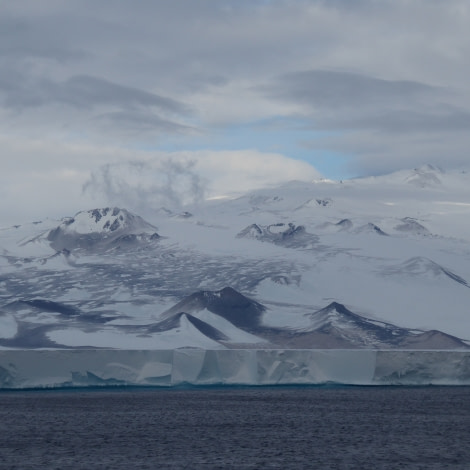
xmin=1 ymin=349 xmax=469 ymax=389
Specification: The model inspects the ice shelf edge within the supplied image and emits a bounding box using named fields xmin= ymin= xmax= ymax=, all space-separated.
xmin=1 ymin=349 xmax=470 ymax=389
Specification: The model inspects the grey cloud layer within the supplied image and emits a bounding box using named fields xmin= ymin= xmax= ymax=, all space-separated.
xmin=1 ymin=0 xmax=470 ymax=175
xmin=0 ymin=68 xmax=193 ymax=136
xmin=260 ymin=68 xmax=470 ymax=173
xmin=264 ymin=71 xmax=438 ymax=108
xmin=261 ymin=69 xmax=468 ymax=133
xmin=1 ymin=74 xmax=188 ymax=112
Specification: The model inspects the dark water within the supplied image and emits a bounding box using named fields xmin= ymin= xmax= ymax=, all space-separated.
xmin=0 ymin=386 xmax=469 ymax=469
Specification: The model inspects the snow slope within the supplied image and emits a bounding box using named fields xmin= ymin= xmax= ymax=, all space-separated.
xmin=1 ymin=164 xmax=470 ymax=350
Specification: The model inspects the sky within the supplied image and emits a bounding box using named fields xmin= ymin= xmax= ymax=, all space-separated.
xmin=1 ymin=0 xmax=470 ymax=225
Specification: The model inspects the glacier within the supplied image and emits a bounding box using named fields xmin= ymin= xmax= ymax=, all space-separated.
xmin=1 ymin=349 xmax=469 ymax=389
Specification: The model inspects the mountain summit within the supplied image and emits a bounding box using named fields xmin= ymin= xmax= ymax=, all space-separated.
xmin=162 ymin=287 xmax=266 ymax=330
xmin=47 ymin=207 xmax=160 ymax=251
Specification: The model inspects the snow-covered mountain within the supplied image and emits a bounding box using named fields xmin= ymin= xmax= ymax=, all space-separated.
xmin=1 ymin=164 xmax=470 ymax=350
xmin=47 ymin=207 xmax=160 ymax=251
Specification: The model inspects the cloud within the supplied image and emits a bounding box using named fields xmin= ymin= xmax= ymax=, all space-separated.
xmin=59 ymin=75 xmax=190 ymax=113
xmin=261 ymin=69 xmax=470 ymax=174
xmin=0 ymin=129 xmax=322 ymax=226
xmin=0 ymin=72 xmax=190 ymax=115
xmin=93 ymin=110 xmax=197 ymax=136
xmin=262 ymin=70 xmax=439 ymax=110
xmin=2 ymin=0 xmax=470 ymax=191
xmin=260 ymin=69 xmax=459 ymax=134
xmin=83 ymin=158 xmax=207 ymax=213
xmin=334 ymin=108 xmax=470 ymax=134
xmin=0 ymin=71 xmax=194 ymax=139
xmin=191 ymin=149 xmax=323 ymax=193
xmin=83 ymin=150 xmax=322 ymax=215
xmin=0 ymin=14 xmax=87 ymax=62
xmin=319 ymin=130 xmax=470 ymax=176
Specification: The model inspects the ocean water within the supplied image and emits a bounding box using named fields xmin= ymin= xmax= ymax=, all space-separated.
xmin=0 ymin=386 xmax=469 ymax=469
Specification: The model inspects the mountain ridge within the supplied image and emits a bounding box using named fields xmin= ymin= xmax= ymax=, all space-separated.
xmin=1 ymin=164 xmax=470 ymax=349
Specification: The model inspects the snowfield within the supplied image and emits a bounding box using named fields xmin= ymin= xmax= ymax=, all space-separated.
xmin=1 ymin=164 xmax=470 ymax=386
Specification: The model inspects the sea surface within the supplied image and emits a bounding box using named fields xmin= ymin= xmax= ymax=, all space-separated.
xmin=0 ymin=386 xmax=469 ymax=469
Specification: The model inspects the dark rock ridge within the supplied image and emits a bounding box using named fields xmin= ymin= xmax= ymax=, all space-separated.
xmin=293 ymin=197 xmax=333 ymax=211
xmin=161 ymin=287 xmax=266 ymax=330
xmin=302 ymin=302 xmax=467 ymax=349
xmin=148 ymin=312 xmax=229 ymax=341
xmin=236 ymin=222 xmax=318 ymax=248
xmin=336 ymin=219 xmax=353 ymax=229
xmin=268 ymin=301 xmax=468 ymax=350
xmin=1 ymin=287 xmax=468 ymax=350
xmin=155 ymin=289 xmax=469 ymax=350
xmin=382 ymin=257 xmax=470 ymax=288
xmin=354 ymin=223 xmax=388 ymax=236
xmin=315 ymin=198 xmax=332 ymax=207
xmin=47 ymin=207 xmax=160 ymax=251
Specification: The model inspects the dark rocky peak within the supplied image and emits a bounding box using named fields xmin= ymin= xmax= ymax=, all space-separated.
xmin=306 ymin=301 xmax=412 ymax=344
xmin=162 ymin=287 xmax=266 ymax=330
xmin=237 ymin=224 xmax=263 ymax=238
xmin=383 ymin=257 xmax=469 ymax=287
xmin=280 ymin=223 xmax=306 ymax=239
xmin=316 ymin=198 xmax=332 ymax=207
xmin=47 ymin=207 xmax=159 ymax=251
xmin=336 ymin=219 xmax=353 ymax=229
xmin=237 ymin=222 xmax=315 ymax=248
xmin=355 ymin=223 xmax=388 ymax=236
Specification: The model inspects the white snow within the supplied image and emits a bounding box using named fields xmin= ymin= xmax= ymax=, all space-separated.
xmin=191 ymin=309 xmax=266 ymax=344
xmin=61 ymin=209 xmax=124 ymax=234
xmin=1 ymin=164 xmax=470 ymax=353
xmin=47 ymin=315 xmax=225 ymax=350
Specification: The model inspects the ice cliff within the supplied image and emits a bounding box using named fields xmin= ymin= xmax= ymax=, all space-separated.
xmin=1 ymin=349 xmax=469 ymax=389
